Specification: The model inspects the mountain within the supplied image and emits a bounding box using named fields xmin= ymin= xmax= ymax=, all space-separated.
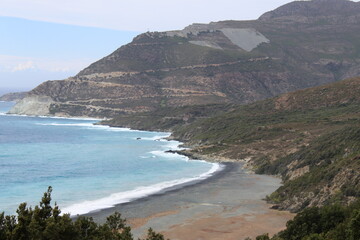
xmin=260 ymin=0 xmax=360 ymax=22
xmin=0 ymin=92 xmax=27 ymax=102
xmin=10 ymin=0 xmax=360 ymax=117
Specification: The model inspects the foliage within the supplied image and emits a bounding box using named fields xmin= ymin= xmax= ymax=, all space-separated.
xmin=169 ymin=77 xmax=360 ymax=211
xmin=251 ymin=200 xmax=360 ymax=240
xmin=256 ymin=233 xmax=270 ymax=240
xmin=0 ymin=187 xmax=168 ymax=240
xmin=264 ymin=125 xmax=360 ymax=209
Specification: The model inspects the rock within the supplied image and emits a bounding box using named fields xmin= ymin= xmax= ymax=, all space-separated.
xmin=9 ymin=95 xmax=54 ymax=116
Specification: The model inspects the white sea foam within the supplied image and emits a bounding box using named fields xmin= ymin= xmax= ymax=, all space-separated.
xmin=2 ymin=113 xmax=102 ymax=121
xmin=62 ymin=162 xmax=223 ymax=216
xmin=164 ymin=140 xmax=183 ymax=150
xmin=37 ymin=123 xmax=96 ymax=127
xmin=35 ymin=122 xmax=136 ymax=132
xmin=35 ymin=122 xmax=172 ymax=135
xmin=38 ymin=115 xmax=102 ymax=121
xmin=139 ymin=134 xmax=170 ymax=141
xmin=150 ymin=150 xmax=188 ymax=161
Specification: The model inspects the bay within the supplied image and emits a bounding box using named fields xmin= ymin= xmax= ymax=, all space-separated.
xmin=0 ymin=102 xmax=218 ymax=216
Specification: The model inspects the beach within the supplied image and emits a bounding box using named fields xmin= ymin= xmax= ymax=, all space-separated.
xmin=85 ymin=162 xmax=294 ymax=240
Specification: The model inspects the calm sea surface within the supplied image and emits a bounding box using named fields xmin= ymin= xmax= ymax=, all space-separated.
xmin=0 ymin=101 xmax=218 ymax=215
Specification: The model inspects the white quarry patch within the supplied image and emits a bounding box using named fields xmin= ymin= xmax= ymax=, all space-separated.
xmin=220 ymin=28 xmax=270 ymax=52
xmin=9 ymin=95 xmax=54 ymax=116
xmin=189 ymin=41 xmax=223 ymax=50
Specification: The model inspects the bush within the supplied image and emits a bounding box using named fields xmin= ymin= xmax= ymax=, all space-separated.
xmin=0 ymin=187 xmax=168 ymax=240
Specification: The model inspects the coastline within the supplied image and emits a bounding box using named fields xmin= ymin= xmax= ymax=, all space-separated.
xmin=81 ymin=162 xmax=233 ymax=222
xmin=1 ymin=104 xmax=293 ymax=239
xmin=1 ymin=105 xmax=226 ymax=218
xmin=84 ymin=119 xmax=295 ymax=239
xmin=84 ymin=162 xmax=294 ymax=240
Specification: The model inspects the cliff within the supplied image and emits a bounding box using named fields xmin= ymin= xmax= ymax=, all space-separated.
xmin=10 ymin=0 xmax=360 ymax=117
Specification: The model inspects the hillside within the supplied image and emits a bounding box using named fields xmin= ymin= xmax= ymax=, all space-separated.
xmin=0 ymin=92 xmax=27 ymax=102
xmin=254 ymin=199 xmax=360 ymax=240
xmin=101 ymin=75 xmax=360 ymax=213
xmin=161 ymin=77 xmax=360 ymax=212
xmin=10 ymin=0 xmax=360 ymax=117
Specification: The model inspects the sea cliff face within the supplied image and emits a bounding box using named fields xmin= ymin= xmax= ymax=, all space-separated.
xmin=10 ymin=0 xmax=360 ymax=118
xmin=8 ymin=95 xmax=54 ymax=116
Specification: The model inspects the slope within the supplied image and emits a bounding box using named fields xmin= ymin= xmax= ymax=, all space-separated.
xmin=10 ymin=0 xmax=360 ymax=118
xmin=167 ymin=77 xmax=360 ymax=212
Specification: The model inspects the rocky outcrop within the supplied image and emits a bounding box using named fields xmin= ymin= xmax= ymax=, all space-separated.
xmin=9 ymin=95 xmax=54 ymax=116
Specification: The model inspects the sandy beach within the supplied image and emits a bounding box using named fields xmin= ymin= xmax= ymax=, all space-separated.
xmin=85 ymin=163 xmax=294 ymax=239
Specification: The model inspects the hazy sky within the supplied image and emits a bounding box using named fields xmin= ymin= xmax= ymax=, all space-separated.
xmin=1 ymin=0 xmax=351 ymax=92
xmin=0 ymin=0 xmax=297 ymax=32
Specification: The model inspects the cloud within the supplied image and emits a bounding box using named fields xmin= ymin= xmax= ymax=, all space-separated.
xmin=0 ymin=55 xmax=94 ymax=89
xmin=12 ymin=61 xmax=35 ymax=72
xmin=0 ymin=55 xmax=93 ymax=73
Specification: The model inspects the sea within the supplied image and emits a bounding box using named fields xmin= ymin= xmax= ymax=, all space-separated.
xmin=0 ymin=101 xmax=220 ymax=216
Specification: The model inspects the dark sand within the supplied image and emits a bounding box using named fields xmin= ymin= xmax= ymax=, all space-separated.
xmin=85 ymin=163 xmax=294 ymax=239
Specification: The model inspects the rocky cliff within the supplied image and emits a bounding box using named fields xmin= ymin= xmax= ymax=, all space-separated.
xmin=11 ymin=0 xmax=360 ymax=117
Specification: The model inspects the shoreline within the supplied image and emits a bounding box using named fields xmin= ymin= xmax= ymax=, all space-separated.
xmin=2 ymin=107 xmax=228 ymax=218
xmin=1 ymin=103 xmax=223 ymax=218
xmin=85 ymin=162 xmax=294 ymax=239
xmin=80 ymin=162 xmax=233 ymax=222
xmin=1 ymin=103 xmax=293 ymax=238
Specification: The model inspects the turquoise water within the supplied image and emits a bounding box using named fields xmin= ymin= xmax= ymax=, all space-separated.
xmin=0 ymin=102 xmax=218 ymax=216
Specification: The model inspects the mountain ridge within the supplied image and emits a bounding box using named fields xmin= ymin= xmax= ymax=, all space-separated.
xmin=10 ymin=0 xmax=360 ymax=118
xmin=260 ymin=0 xmax=360 ymax=22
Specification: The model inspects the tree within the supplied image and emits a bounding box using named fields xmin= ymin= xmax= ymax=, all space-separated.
xmin=347 ymin=210 xmax=360 ymax=240
xmin=0 ymin=187 xmax=167 ymax=240
xmin=142 ymin=228 xmax=168 ymax=240
xmin=256 ymin=233 xmax=270 ymax=240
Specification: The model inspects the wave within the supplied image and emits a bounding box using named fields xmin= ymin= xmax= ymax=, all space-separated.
xmin=150 ymin=150 xmax=189 ymax=161
xmin=35 ymin=122 xmax=172 ymax=135
xmin=35 ymin=122 xmax=137 ymax=132
xmin=62 ymin=162 xmax=223 ymax=216
xmin=1 ymin=112 xmax=103 ymax=121
xmin=138 ymin=134 xmax=171 ymax=141
xmin=37 ymin=115 xmax=102 ymax=121
xmin=163 ymin=140 xmax=183 ymax=150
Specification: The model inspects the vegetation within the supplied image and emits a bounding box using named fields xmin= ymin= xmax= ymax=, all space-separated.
xmin=252 ymin=200 xmax=360 ymax=240
xmin=0 ymin=187 xmax=167 ymax=240
xmin=102 ymin=78 xmax=360 ymax=212
xmin=101 ymin=104 xmax=235 ymax=132
xmin=101 ymin=76 xmax=360 ymax=240
xmin=263 ymin=126 xmax=360 ymax=209
xmin=165 ymin=77 xmax=360 ymax=212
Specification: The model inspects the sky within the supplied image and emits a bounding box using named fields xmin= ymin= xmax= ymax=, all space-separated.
xmin=0 ymin=0 xmax=347 ymax=93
